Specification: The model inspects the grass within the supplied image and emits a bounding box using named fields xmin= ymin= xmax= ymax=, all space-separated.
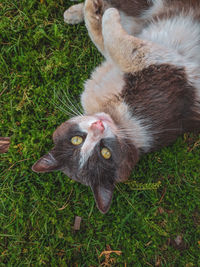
xmin=0 ymin=0 xmax=200 ymax=265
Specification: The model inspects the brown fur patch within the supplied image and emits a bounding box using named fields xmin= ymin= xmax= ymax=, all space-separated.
xmin=105 ymin=0 xmax=152 ymax=17
xmin=121 ymin=64 xmax=200 ymax=151
xmin=105 ymin=0 xmax=200 ymax=21
xmin=152 ymin=0 xmax=200 ymax=22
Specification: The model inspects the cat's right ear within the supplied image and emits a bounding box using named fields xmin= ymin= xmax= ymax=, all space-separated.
xmin=32 ymin=152 xmax=60 ymax=173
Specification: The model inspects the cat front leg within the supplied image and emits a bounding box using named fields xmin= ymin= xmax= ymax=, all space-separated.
xmin=64 ymin=3 xmax=84 ymax=24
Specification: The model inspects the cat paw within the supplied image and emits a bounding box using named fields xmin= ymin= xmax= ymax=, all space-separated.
xmin=64 ymin=3 xmax=84 ymax=24
xmin=84 ymin=0 xmax=104 ymax=21
xmin=102 ymin=8 xmax=120 ymax=25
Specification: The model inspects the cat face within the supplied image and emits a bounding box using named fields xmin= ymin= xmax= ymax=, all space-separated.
xmin=32 ymin=112 xmax=138 ymax=213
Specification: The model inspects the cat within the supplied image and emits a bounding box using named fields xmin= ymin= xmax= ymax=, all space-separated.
xmin=32 ymin=0 xmax=200 ymax=214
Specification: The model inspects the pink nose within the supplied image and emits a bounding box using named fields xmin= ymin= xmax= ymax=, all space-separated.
xmin=90 ymin=120 xmax=105 ymax=135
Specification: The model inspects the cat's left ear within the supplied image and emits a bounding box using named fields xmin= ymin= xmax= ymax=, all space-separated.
xmin=90 ymin=182 xmax=115 ymax=214
xmin=32 ymin=151 xmax=60 ymax=173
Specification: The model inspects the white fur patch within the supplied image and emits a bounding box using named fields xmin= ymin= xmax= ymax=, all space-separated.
xmin=110 ymin=102 xmax=153 ymax=152
xmin=76 ymin=115 xmax=115 ymax=167
xmin=119 ymin=11 xmax=143 ymax=35
xmin=139 ymin=15 xmax=200 ymax=64
xmin=81 ymin=61 xmax=125 ymax=114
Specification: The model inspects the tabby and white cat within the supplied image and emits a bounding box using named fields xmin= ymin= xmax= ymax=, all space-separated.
xmin=32 ymin=0 xmax=200 ymax=213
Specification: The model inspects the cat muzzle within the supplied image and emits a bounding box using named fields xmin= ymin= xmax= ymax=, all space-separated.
xmin=90 ymin=120 xmax=105 ymax=136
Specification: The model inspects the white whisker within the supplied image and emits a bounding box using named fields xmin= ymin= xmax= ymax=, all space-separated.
xmin=62 ymin=90 xmax=82 ymax=116
xmin=57 ymin=94 xmax=79 ymax=117
xmin=51 ymin=99 xmax=74 ymax=117
xmin=53 ymin=90 xmax=81 ymax=117
xmin=65 ymin=88 xmax=83 ymax=116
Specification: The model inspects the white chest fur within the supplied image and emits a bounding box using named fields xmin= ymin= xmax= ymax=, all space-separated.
xmin=81 ymin=60 xmax=125 ymax=114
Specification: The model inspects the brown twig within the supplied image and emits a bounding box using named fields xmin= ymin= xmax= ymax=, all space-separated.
xmin=0 ymin=87 xmax=8 ymax=97
xmin=57 ymin=188 xmax=73 ymax=210
xmin=158 ymin=187 xmax=167 ymax=204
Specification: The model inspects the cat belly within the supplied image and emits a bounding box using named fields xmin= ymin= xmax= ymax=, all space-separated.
xmin=138 ymin=16 xmax=200 ymax=65
xmin=138 ymin=15 xmax=200 ymax=112
xmin=81 ymin=60 xmax=125 ymax=114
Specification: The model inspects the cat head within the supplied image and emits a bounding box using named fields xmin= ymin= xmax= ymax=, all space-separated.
xmin=32 ymin=112 xmax=138 ymax=213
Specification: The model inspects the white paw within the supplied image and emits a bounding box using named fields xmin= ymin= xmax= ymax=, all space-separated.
xmin=64 ymin=3 xmax=84 ymax=25
xmin=102 ymin=8 xmax=120 ymax=25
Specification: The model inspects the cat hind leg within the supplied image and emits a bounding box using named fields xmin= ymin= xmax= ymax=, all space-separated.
xmin=84 ymin=0 xmax=106 ymax=55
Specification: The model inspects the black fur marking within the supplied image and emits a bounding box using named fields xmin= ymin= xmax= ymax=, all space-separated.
xmin=121 ymin=64 xmax=200 ymax=151
xmin=105 ymin=0 xmax=152 ymax=17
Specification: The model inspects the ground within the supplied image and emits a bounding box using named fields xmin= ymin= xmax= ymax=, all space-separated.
xmin=0 ymin=0 xmax=200 ymax=265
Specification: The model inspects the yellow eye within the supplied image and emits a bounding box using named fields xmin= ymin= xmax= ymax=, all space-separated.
xmin=71 ymin=136 xmax=83 ymax=146
xmin=101 ymin=147 xmax=111 ymax=160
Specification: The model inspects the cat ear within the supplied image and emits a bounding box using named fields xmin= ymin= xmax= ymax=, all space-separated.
xmin=91 ymin=183 xmax=115 ymax=214
xmin=32 ymin=152 xmax=60 ymax=173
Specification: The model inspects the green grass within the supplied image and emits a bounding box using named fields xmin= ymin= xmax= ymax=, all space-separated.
xmin=0 ymin=0 xmax=200 ymax=265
